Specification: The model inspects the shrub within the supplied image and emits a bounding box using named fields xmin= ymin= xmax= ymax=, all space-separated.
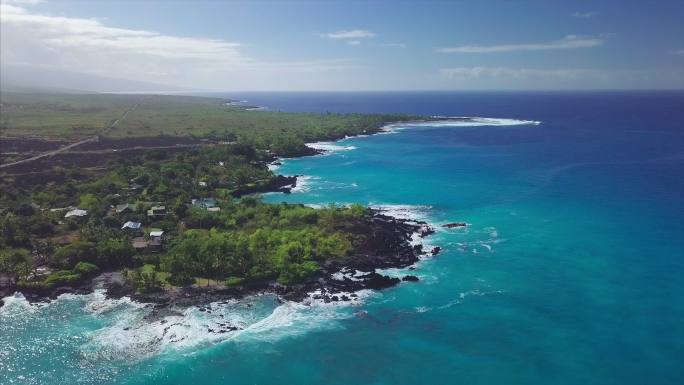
xmin=43 ymin=270 xmax=83 ymax=286
xmin=74 ymin=262 xmax=100 ymax=276
xmin=51 ymin=241 xmax=96 ymax=268
xmin=126 ymin=264 xmax=162 ymax=293
xmin=225 ymin=276 xmax=245 ymax=286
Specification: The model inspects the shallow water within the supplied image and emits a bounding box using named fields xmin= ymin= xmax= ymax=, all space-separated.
xmin=2 ymin=91 xmax=683 ymax=384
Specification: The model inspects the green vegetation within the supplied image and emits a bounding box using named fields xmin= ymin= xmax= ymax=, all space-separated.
xmin=125 ymin=264 xmax=164 ymax=293
xmin=1 ymin=92 xmax=415 ymax=144
xmin=0 ymin=92 xmax=133 ymax=138
xmin=1 ymin=92 xmax=408 ymax=295
xmin=162 ymin=202 xmax=368 ymax=285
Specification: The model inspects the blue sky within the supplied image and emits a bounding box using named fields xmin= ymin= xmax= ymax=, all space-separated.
xmin=1 ymin=0 xmax=683 ymax=90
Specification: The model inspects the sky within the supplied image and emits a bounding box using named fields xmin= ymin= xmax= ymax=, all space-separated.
xmin=1 ymin=0 xmax=683 ymax=91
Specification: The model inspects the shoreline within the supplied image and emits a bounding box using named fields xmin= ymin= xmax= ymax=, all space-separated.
xmin=1 ymin=211 xmax=438 ymax=310
xmin=1 ymin=116 xmax=444 ymax=309
xmin=1 ymin=115 xmax=529 ymax=308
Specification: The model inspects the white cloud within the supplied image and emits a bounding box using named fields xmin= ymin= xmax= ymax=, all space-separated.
xmin=3 ymin=0 xmax=45 ymax=4
xmin=440 ymin=67 xmax=595 ymax=80
xmin=0 ymin=2 xmax=357 ymax=90
xmin=1 ymin=3 xmax=245 ymax=62
xmin=347 ymin=40 xmax=361 ymax=46
xmin=321 ymin=29 xmax=375 ymax=39
xmin=438 ymin=66 xmax=684 ymax=89
xmin=382 ymin=43 xmax=406 ymax=48
xmin=437 ymin=35 xmax=605 ymax=53
xmin=572 ymin=11 xmax=597 ymax=18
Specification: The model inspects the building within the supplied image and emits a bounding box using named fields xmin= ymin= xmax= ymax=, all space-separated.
xmin=147 ymin=205 xmax=166 ymax=218
xmin=121 ymin=221 xmax=142 ymax=231
xmin=131 ymin=235 xmax=162 ymax=251
xmin=149 ymin=230 xmax=164 ymax=239
xmin=131 ymin=237 xmax=148 ymax=250
xmin=64 ymin=208 xmax=88 ymax=218
xmin=115 ymin=203 xmax=135 ymax=214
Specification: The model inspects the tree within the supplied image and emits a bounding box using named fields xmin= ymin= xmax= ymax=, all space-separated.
xmin=96 ymin=238 xmax=134 ymax=267
xmin=127 ymin=265 xmax=162 ymax=293
xmin=51 ymin=241 xmax=96 ymax=268
xmin=79 ymin=194 xmax=99 ymax=212
xmin=0 ymin=248 xmax=32 ymax=280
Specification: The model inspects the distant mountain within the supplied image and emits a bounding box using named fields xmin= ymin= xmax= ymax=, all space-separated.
xmin=1 ymin=65 xmax=190 ymax=94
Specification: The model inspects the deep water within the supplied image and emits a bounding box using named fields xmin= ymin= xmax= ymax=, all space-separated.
xmin=2 ymin=91 xmax=683 ymax=385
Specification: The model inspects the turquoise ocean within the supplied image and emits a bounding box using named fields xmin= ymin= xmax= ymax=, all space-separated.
xmin=2 ymin=91 xmax=683 ymax=384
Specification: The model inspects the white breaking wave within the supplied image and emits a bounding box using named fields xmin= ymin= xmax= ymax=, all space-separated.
xmin=291 ymin=175 xmax=318 ymax=193
xmin=0 ymin=292 xmax=49 ymax=317
xmin=383 ymin=117 xmax=540 ymax=133
xmin=370 ymin=203 xmax=433 ymax=222
xmin=1 ymin=288 xmax=375 ymax=364
xmin=306 ymin=141 xmax=357 ymax=153
xmin=77 ymin=291 xmax=370 ymax=362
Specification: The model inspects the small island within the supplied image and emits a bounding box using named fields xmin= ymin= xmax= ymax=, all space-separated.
xmin=0 ymin=93 xmax=436 ymax=308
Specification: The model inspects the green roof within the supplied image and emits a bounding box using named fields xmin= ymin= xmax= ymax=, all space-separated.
xmin=115 ymin=203 xmax=135 ymax=213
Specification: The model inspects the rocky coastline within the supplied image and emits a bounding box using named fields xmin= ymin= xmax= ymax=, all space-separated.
xmin=1 ymin=117 xmax=444 ymax=310
xmin=1 ymin=210 xmax=438 ymax=311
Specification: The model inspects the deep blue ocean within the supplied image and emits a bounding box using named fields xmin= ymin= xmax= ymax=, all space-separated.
xmin=2 ymin=91 xmax=683 ymax=385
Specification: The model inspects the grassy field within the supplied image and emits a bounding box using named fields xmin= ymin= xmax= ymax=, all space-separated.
xmin=0 ymin=93 xmax=134 ymax=138
xmin=1 ymin=92 xmax=415 ymax=141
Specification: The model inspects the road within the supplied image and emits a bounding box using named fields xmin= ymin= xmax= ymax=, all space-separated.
xmin=0 ymin=104 xmax=138 ymax=169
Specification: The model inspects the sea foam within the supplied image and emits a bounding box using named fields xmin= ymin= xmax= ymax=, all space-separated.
xmin=383 ymin=117 xmax=540 ymax=133
xmin=370 ymin=203 xmax=433 ymax=222
xmin=306 ymin=141 xmax=357 ymax=153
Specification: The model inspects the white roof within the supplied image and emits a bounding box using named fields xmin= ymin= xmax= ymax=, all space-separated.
xmin=65 ymin=209 xmax=87 ymax=218
xmin=149 ymin=230 xmax=164 ymax=237
xmin=207 ymin=206 xmax=221 ymax=212
xmin=121 ymin=221 xmax=142 ymax=230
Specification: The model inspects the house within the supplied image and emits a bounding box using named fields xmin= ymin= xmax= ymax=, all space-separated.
xmin=149 ymin=230 xmax=165 ymax=249
xmin=132 ymin=237 xmax=148 ymax=250
xmin=115 ymin=203 xmax=135 ymax=214
xmin=191 ymin=198 xmax=218 ymax=210
xmin=147 ymin=237 xmax=162 ymax=249
xmin=149 ymin=230 xmax=164 ymax=239
xmin=131 ymin=235 xmax=162 ymax=251
xmin=198 ymin=181 xmax=207 ymax=187
xmin=121 ymin=221 xmax=142 ymax=231
xmin=64 ymin=208 xmax=88 ymax=218
xmin=147 ymin=205 xmax=166 ymax=218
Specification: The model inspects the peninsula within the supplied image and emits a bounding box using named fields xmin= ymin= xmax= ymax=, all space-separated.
xmin=0 ymin=92 xmax=437 ymax=307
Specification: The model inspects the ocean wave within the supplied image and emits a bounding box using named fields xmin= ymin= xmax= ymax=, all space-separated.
xmin=77 ymin=290 xmax=370 ymax=362
xmin=291 ymin=175 xmax=319 ymax=193
xmin=412 ymin=289 xmax=506 ymax=314
xmin=369 ymin=203 xmax=433 ymax=222
xmin=383 ymin=117 xmax=540 ymax=132
xmin=0 ymin=292 xmax=49 ymax=317
xmin=267 ymin=162 xmax=281 ymax=172
xmin=2 ymin=287 xmax=374 ymax=365
xmin=306 ymin=141 xmax=357 ymax=153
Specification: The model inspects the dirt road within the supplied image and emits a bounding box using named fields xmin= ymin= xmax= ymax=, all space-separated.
xmin=0 ymin=104 xmax=138 ymax=169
